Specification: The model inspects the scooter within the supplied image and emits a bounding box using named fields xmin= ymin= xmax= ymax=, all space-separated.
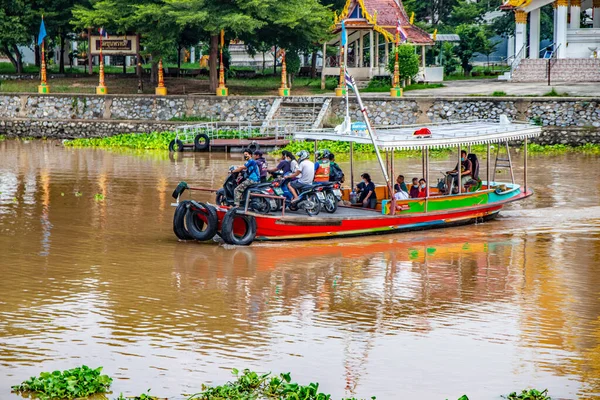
xmin=270 ymin=172 xmax=321 ymax=216
xmin=215 ymin=168 xmax=276 ymax=213
xmin=312 ymin=181 xmax=342 ymax=213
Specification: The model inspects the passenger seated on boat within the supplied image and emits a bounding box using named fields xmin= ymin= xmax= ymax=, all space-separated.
xmin=464 ymin=153 xmax=481 ymax=191
xmin=446 ymin=150 xmax=473 ymax=194
xmin=359 ymin=173 xmax=377 ymax=209
xmin=417 ymin=179 xmax=428 ymax=198
xmin=267 ymin=151 xmax=291 ymax=176
xmin=287 ymin=150 xmax=315 ymax=203
xmin=313 ymin=150 xmax=331 ymax=182
xmin=409 ymin=177 xmax=420 ymax=198
xmin=394 ymin=175 xmax=409 ymax=199
xmin=328 ymin=153 xmax=345 ymax=183
xmin=286 ymin=151 xmax=298 ymax=176
xmin=231 ymin=149 xmax=261 ymax=207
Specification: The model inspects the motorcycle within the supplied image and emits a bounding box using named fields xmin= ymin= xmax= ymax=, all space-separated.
xmin=312 ymin=181 xmax=342 ymax=213
xmin=215 ymin=168 xmax=276 ymax=214
xmin=269 ymin=172 xmax=321 ymax=216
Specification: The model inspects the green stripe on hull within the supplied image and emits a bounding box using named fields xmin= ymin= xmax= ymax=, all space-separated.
xmin=400 ymin=192 xmax=489 ymax=214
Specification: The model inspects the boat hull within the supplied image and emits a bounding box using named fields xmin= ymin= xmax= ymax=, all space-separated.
xmin=215 ymin=187 xmax=532 ymax=242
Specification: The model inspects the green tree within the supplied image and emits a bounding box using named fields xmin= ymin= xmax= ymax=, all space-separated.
xmin=0 ymin=0 xmax=34 ymax=73
xmin=454 ymin=24 xmax=486 ymax=76
xmin=285 ymin=49 xmax=301 ymax=87
xmin=387 ymin=44 xmax=420 ymax=84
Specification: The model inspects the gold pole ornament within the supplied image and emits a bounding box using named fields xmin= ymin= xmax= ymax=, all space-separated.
xmin=96 ymin=36 xmax=108 ymax=95
xmin=155 ymin=59 xmax=167 ymax=96
xmin=390 ymin=28 xmax=402 ymax=97
xmin=514 ymin=10 xmax=528 ymax=24
xmin=216 ymin=29 xmax=228 ymax=96
xmin=278 ymin=49 xmax=290 ymax=96
xmin=335 ymin=45 xmax=346 ymax=97
xmin=38 ymin=40 xmax=49 ymax=94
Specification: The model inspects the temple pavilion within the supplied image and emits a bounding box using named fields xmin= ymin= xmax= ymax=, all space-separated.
xmin=320 ymin=0 xmax=433 ymax=84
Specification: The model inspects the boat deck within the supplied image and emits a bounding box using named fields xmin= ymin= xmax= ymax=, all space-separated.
xmin=279 ymin=206 xmax=382 ymax=222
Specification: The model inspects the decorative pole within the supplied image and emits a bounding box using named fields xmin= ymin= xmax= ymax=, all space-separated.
xmin=390 ymin=27 xmax=402 ymax=97
xmin=96 ymin=33 xmax=107 ymax=94
xmin=278 ymin=49 xmax=290 ymax=96
xmin=38 ymin=16 xmax=49 ymax=94
xmin=39 ymin=39 xmax=49 ymax=94
xmin=216 ymin=29 xmax=228 ymax=96
xmin=335 ymin=20 xmax=347 ymax=97
xmin=155 ymin=59 xmax=167 ymax=95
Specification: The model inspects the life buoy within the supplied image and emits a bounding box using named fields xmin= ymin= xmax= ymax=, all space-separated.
xmin=169 ymin=139 xmax=184 ymax=152
xmin=194 ymin=133 xmax=210 ymax=151
xmin=173 ymin=200 xmax=193 ymax=240
xmin=220 ymin=207 xmax=257 ymax=246
xmin=185 ymin=201 xmax=218 ymax=241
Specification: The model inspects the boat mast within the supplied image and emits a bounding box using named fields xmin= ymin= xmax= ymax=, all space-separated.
xmin=347 ymin=75 xmax=393 ymax=196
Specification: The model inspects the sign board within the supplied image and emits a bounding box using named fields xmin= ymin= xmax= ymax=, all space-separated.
xmin=351 ymin=122 xmax=367 ymax=136
xmin=89 ymin=35 xmax=139 ymax=55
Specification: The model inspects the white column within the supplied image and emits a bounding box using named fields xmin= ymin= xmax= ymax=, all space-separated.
xmin=570 ymin=0 xmax=581 ymax=29
xmin=514 ymin=10 xmax=527 ymax=57
xmin=71 ymin=40 xmax=78 ymax=66
xmin=553 ymin=2 xmax=558 ymax=44
xmin=421 ymin=45 xmax=426 ymax=67
xmin=369 ymin=30 xmax=374 ymax=76
xmin=530 ymin=8 xmax=541 ymax=59
xmin=507 ymin=35 xmax=515 ymax=60
xmin=375 ymin=33 xmax=379 ymax=68
xmin=556 ymin=0 xmax=568 ymax=58
xmin=190 ymin=46 xmax=196 ymax=64
xmin=105 ymin=56 xmax=111 ymax=66
xmin=359 ymin=32 xmax=364 ymax=67
xmin=594 ymin=0 xmax=600 ymax=28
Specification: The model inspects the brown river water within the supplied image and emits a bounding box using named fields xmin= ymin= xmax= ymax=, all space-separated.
xmin=1 ymin=139 xmax=600 ymax=400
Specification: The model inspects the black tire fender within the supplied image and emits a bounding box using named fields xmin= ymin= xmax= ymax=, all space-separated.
xmin=220 ymin=207 xmax=257 ymax=246
xmin=173 ymin=200 xmax=193 ymax=240
xmin=186 ymin=201 xmax=218 ymax=241
xmin=194 ymin=133 xmax=210 ymax=151
xmin=247 ymin=141 xmax=260 ymax=153
xmin=169 ymin=139 xmax=184 ymax=152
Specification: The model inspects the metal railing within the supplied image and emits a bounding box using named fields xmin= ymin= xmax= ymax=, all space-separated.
xmin=547 ymin=43 xmax=561 ymax=86
xmin=511 ymin=44 xmax=529 ymax=77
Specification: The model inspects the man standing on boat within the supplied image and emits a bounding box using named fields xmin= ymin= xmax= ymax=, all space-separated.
xmin=287 ymin=150 xmax=315 ymax=203
xmin=446 ymin=150 xmax=472 ymax=194
xmin=232 ymin=149 xmax=261 ymax=207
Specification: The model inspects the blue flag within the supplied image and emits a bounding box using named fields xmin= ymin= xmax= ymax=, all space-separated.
xmin=38 ymin=18 xmax=47 ymax=45
xmin=341 ymin=20 xmax=347 ymax=47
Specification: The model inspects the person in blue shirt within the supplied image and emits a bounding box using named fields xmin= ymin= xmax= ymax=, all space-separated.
xmin=232 ymin=149 xmax=260 ymax=206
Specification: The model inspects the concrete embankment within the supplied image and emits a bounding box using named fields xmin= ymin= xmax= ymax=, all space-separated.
xmin=0 ymin=93 xmax=599 ymax=145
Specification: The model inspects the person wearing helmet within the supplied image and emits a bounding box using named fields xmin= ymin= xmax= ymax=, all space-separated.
xmin=286 ymin=150 xmax=315 ymax=202
xmin=328 ymin=153 xmax=345 ymax=183
xmin=313 ymin=149 xmax=331 ymax=182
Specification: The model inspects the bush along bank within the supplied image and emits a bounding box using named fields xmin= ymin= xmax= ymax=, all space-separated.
xmin=10 ymin=365 xmax=552 ymax=400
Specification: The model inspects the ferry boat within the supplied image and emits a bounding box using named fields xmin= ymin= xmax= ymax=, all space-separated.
xmin=172 ymin=74 xmax=540 ymax=246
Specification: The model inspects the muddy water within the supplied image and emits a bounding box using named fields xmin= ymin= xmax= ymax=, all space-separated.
xmin=1 ymin=139 xmax=600 ymax=400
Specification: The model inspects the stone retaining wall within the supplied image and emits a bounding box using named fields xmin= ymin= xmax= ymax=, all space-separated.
xmin=1 ymin=118 xmax=598 ymax=146
xmin=1 ymin=93 xmax=600 ymax=145
xmin=0 ymin=93 xmax=274 ymax=122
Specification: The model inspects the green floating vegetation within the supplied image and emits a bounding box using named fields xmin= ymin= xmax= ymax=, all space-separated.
xmin=116 ymin=389 xmax=162 ymax=400
xmin=187 ymin=369 xmax=375 ymax=400
xmin=11 ymin=365 xmax=112 ymax=400
xmin=64 ymin=129 xmax=263 ymax=150
xmin=505 ymin=388 xmax=550 ymax=400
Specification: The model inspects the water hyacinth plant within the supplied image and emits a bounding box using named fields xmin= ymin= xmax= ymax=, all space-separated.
xmin=11 ymin=365 xmax=112 ymax=400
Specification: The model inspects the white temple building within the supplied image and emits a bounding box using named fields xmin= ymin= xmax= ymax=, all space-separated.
xmin=503 ymin=0 xmax=600 ymax=81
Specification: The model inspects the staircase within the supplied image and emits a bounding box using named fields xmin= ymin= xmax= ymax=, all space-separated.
xmin=271 ymin=98 xmax=328 ymax=127
xmin=511 ymin=58 xmax=600 ymax=82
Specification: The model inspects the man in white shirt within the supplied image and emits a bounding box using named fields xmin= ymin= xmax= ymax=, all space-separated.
xmin=287 ymin=150 xmax=315 ymax=202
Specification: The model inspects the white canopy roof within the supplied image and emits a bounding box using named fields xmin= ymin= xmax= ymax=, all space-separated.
xmin=294 ymin=119 xmax=542 ymax=150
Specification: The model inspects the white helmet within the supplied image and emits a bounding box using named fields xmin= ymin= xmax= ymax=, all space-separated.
xmin=296 ymin=150 xmax=309 ymax=162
